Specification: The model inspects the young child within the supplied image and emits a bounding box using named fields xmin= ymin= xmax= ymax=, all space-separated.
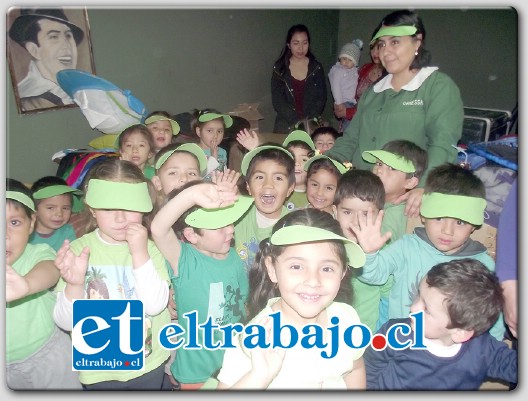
xmin=151 ymin=142 xmax=207 ymax=198
xmin=352 ymin=163 xmax=505 ymax=341
xmin=332 ymin=169 xmax=386 ymax=332
xmin=304 ymin=154 xmax=348 ymax=214
xmin=30 ymin=176 xmax=80 ymax=251
xmin=191 ymin=108 xmax=233 ymax=179
xmin=216 ymin=208 xmax=367 ymax=389
xmin=6 ymin=178 xmax=81 ymax=389
xmin=362 ymin=139 xmax=428 ymax=329
xmin=365 ymin=258 xmax=517 ymax=390
xmin=328 ymin=39 xmax=363 ymax=133
xmin=311 ymin=126 xmax=339 ymax=154
xmin=53 ymin=159 xmax=171 ymax=390
xmin=234 ymin=145 xmax=295 ymax=272
xmin=116 ymin=124 xmax=156 ymax=179
xmin=145 ymin=111 xmax=181 ymax=153
xmin=151 ymin=181 xmax=252 ymax=389
xmin=282 ymin=130 xmax=315 ymax=211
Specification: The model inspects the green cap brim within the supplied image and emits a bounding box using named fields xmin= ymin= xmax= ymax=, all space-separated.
xmin=304 ymin=154 xmax=349 ymax=174
xmin=362 ymin=150 xmax=415 ymax=173
xmin=7 ymin=191 xmax=35 ymax=212
xmin=85 ymin=179 xmax=153 ymax=212
xmin=145 ymin=115 xmax=181 ymax=136
xmin=420 ymin=192 xmax=486 ymax=226
xmin=371 ymin=25 xmax=418 ymax=44
xmin=241 ymin=145 xmax=293 ymax=176
xmin=155 ymin=143 xmax=208 ymax=175
xmin=33 ymin=185 xmax=83 ymax=200
xmin=198 ymin=113 xmax=233 ymax=128
xmin=270 ymin=225 xmax=366 ymax=268
xmin=185 ymin=195 xmax=254 ymax=229
xmin=283 ymin=130 xmax=316 ymax=151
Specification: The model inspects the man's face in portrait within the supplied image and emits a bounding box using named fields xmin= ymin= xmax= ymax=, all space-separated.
xmin=24 ymin=18 xmax=78 ymax=84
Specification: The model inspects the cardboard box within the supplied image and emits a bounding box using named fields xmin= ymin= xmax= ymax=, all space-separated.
xmin=228 ymin=103 xmax=263 ymax=133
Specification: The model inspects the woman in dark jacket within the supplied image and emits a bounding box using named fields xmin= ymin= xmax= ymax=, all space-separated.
xmin=271 ymin=24 xmax=327 ymax=134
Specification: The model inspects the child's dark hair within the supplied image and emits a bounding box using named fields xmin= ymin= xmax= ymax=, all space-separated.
xmin=31 ymin=176 xmax=73 ymax=207
xmin=166 ymin=180 xmax=205 ymax=239
xmin=190 ymin=108 xmax=226 ymax=132
xmin=424 ymin=163 xmax=486 ymax=199
xmin=286 ymin=141 xmax=314 ymax=155
xmin=146 ymin=110 xmax=172 ymax=120
xmin=311 ymin=126 xmax=339 ymax=142
xmin=154 ymin=143 xmax=201 ymax=172
xmin=7 ymin=178 xmax=34 ymax=218
xmin=382 ymin=140 xmax=428 ymax=180
xmin=425 ymin=258 xmax=503 ymax=337
xmin=117 ymin=124 xmax=155 ymax=153
xmin=245 ymin=148 xmax=295 ymax=187
xmin=294 ymin=116 xmax=324 ymax=135
xmin=247 ymin=208 xmax=352 ymax=321
xmin=334 ymin=170 xmax=385 ymax=211
xmin=306 ymin=158 xmax=343 ymax=181
xmin=81 ymin=159 xmax=156 ymax=234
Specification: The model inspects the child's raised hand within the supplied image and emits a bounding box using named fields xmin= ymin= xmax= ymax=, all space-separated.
xmin=349 ymin=207 xmax=391 ymax=253
xmin=55 ymin=240 xmax=90 ymax=286
xmin=248 ymin=316 xmax=285 ymax=384
xmin=394 ymin=187 xmax=424 ymax=218
xmin=6 ymin=264 xmax=29 ymax=302
xmin=211 ymin=168 xmax=241 ymax=195
xmin=191 ymin=182 xmax=238 ymax=210
xmin=236 ymin=129 xmax=259 ymax=151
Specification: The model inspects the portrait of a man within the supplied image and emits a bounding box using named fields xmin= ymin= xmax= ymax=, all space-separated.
xmin=7 ymin=8 xmax=96 ymax=114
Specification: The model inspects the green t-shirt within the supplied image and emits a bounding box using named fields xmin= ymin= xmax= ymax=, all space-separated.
xmin=29 ymin=223 xmax=76 ymax=252
xmin=169 ymin=242 xmax=249 ymax=383
xmin=6 ymin=243 xmax=56 ymax=362
xmin=55 ymin=230 xmax=171 ymax=385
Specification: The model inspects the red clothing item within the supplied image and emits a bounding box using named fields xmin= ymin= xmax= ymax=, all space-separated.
xmin=346 ymin=63 xmax=384 ymax=121
xmin=291 ymin=77 xmax=305 ymax=120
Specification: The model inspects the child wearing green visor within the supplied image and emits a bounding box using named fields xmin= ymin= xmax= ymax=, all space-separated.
xmin=53 ymin=159 xmax=171 ymax=390
xmin=217 ymin=208 xmax=367 ymax=389
xmin=191 ymin=108 xmax=233 ymax=180
xmin=6 ymin=179 xmax=81 ymax=390
xmin=351 ymin=163 xmax=505 ymax=341
xmin=30 ymin=176 xmax=82 ymax=251
xmin=151 ymin=181 xmax=252 ymax=389
xmin=145 ymin=111 xmax=181 ymax=154
xmin=362 ymin=139 xmax=427 ymax=329
xmin=235 ymin=145 xmax=295 ymax=271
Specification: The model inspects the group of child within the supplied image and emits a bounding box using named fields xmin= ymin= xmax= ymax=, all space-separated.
xmin=6 ymin=110 xmax=517 ymax=390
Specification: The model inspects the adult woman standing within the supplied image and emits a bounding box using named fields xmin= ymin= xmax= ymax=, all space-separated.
xmin=327 ymin=10 xmax=464 ymax=216
xmin=271 ymin=24 xmax=327 ymax=134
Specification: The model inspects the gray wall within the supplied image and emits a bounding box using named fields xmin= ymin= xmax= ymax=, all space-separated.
xmin=6 ymin=8 xmax=517 ymax=183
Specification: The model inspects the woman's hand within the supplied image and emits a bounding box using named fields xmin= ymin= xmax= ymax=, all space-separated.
xmin=394 ymin=188 xmax=424 ymax=218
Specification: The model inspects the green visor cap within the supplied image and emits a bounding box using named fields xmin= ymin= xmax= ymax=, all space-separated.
xmin=370 ymin=25 xmax=418 ymax=44
xmin=198 ymin=113 xmax=233 ymax=128
xmin=241 ymin=145 xmax=294 ymax=176
xmin=304 ymin=154 xmax=349 ymax=174
xmin=362 ymin=150 xmax=415 ymax=173
xmin=7 ymin=190 xmax=35 ymax=212
xmin=271 ymin=225 xmax=366 ymax=268
xmin=420 ymin=192 xmax=487 ymax=226
xmin=185 ymin=195 xmax=254 ymax=229
xmin=155 ymin=143 xmax=208 ymax=175
xmin=283 ymin=130 xmax=316 ymax=151
xmin=85 ymin=179 xmax=153 ymax=212
xmin=145 ymin=115 xmax=181 ymax=136
xmin=33 ymin=185 xmax=83 ymax=200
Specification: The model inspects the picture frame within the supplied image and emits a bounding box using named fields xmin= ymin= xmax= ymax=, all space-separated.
xmin=7 ymin=7 xmax=96 ymax=115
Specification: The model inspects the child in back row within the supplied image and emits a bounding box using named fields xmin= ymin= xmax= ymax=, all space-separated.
xmin=29 ymin=176 xmax=81 ymax=251
xmin=234 ymin=145 xmax=295 ymax=271
xmin=353 ymin=163 xmax=505 ymax=341
xmin=151 ymin=181 xmax=251 ymax=389
xmin=311 ymin=126 xmax=339 ymax=154
xmin=217 ymin=208 xmax=367 ymax=389
xmin=53 ymin=159 xmax=171 ymax=390
xmin=145 ymin=111 xmax=181 ymax=154
xmin=116 ymin=124 xmax=156 ymax=179
xmin=332 ymin=169 xmax=386 ymax=332
xmin=365 ymin=258 xmax=517 ymax=390
xmin=6 ymin=179 xmax=81 ymax=390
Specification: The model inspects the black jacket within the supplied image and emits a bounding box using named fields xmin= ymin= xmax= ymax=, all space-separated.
xmin=271 ymin=56 xmax=327 ymax=134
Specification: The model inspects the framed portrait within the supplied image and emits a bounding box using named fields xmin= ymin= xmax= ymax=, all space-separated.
xmin=7 ymin=7 xmax=96 ymax=115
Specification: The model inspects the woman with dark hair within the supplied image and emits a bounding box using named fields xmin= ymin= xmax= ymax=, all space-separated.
xmin=327 ymin=10 xmax=464 ymax=216
xmin=271 ymin=24 xmax=327 ymax=134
